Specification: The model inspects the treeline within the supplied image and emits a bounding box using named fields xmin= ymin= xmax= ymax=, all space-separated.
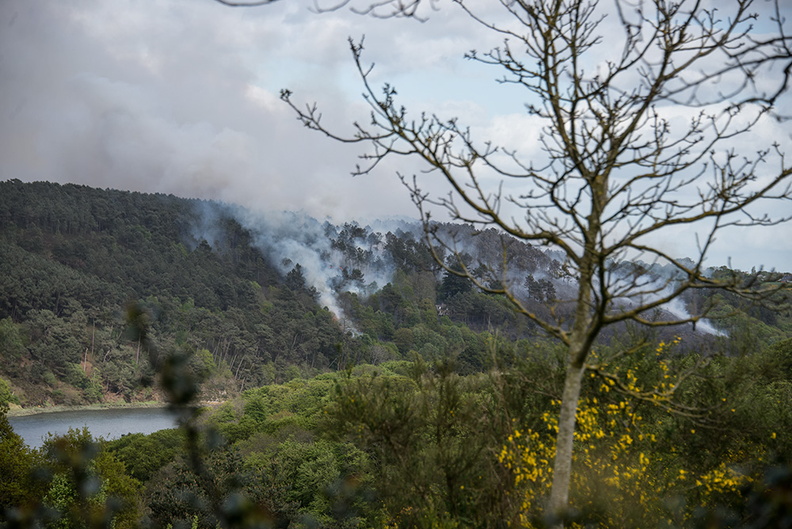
xmin=2 ymin=335 xmax=791 ymax=527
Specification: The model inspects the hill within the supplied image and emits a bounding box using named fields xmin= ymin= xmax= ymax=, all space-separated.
xmin=0 ymin=180 xmax=788 ymax=407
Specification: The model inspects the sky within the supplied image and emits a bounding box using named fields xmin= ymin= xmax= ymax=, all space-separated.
xmin=0 ymin=0 xmax=790 ymax=272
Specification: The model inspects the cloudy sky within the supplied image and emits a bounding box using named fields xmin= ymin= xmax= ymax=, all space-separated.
xmin=1 ymin=0 xmax=790 ymax=271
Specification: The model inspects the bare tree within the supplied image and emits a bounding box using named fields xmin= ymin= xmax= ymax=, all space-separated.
xmin=280 ymin=0 xmax=792 ymax=522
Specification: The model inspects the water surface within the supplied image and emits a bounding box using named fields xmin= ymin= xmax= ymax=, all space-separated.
xmin=8 ymin=407 xmax=179 ymax=448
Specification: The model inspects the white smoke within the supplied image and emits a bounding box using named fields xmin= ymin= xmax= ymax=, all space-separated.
xmin=607 ymin=268 xmax=728 ymax=337
xmin=190 ymin=200 xmax=730 ymax=338
xmin=661 ymin=297 xmax=726 ymax=337
xmin=190 ymin=202 xmax=418 ymax=324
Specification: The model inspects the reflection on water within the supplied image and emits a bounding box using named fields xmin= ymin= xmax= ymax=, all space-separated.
xmin=8 ymin=407 xmax=180 ymax=448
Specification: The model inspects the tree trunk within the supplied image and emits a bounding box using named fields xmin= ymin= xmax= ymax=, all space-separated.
xmin=547 ymin=356 xmax=586 ymax=524
xmin=546 ymin=230 xmax=598 ymax=525
xmin=544 ymin=172 xmax=604 ymax=524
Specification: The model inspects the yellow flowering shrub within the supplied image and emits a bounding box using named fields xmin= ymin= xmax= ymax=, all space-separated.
xmin=498 ymin=339 xmax=752 ymax=527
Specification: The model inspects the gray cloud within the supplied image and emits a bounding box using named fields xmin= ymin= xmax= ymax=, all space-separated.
xmin=0 ymin=1 xmax=422 ymax=221
xmin=0 ymin=0 xmax=789 ymax=271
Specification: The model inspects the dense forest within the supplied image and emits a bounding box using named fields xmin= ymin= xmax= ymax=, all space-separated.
xmin=1 ymin=180 xmax=791 ymax=528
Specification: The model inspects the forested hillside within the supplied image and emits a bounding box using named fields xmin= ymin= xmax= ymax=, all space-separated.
xmin=0 ymin=179 xmax=788 ymax=408
xmin=0 ymin=180 xmax=348 ymax=405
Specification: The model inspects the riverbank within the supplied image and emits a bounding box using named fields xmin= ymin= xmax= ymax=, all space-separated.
xmin=6 ymin=399 xmax=225 ymax=418
xmin=6 ymin=400 xmax=168 ymax=418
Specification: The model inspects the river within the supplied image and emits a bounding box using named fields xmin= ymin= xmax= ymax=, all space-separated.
xmin=8 ymin=407 xmax=180 ymax=448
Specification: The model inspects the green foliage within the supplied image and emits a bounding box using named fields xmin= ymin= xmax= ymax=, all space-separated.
xmin=143 ymin=448 xmax=250 ymax=529
xmin=0 ymin=411 xmax=45 ymax=519
xmin=242 ymin=439 xmax=376 ymax=528
xmin=0 ymin=318 xmax=25 ymax=368
xmin=213 ymin=375 xmax=339 ymax=442
xmin=0 ymin=377 xmax=19 ymax=408
xmin=4 ymin=338 xmax=792 ymax=528
xmin=673 ymin=338 xmax=792 ymax=471
xmin=64 ymin=364 xmax=103 ymax=403
xmin=438 ymin=269 xmax=473 ymax=302
xmin=106 ymin=429 xmax=185 ymax=482
xmin=325 ymin=360 xmax=523 ymax=527
xmin=35 ymin=427 xmax=143 ymax=529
